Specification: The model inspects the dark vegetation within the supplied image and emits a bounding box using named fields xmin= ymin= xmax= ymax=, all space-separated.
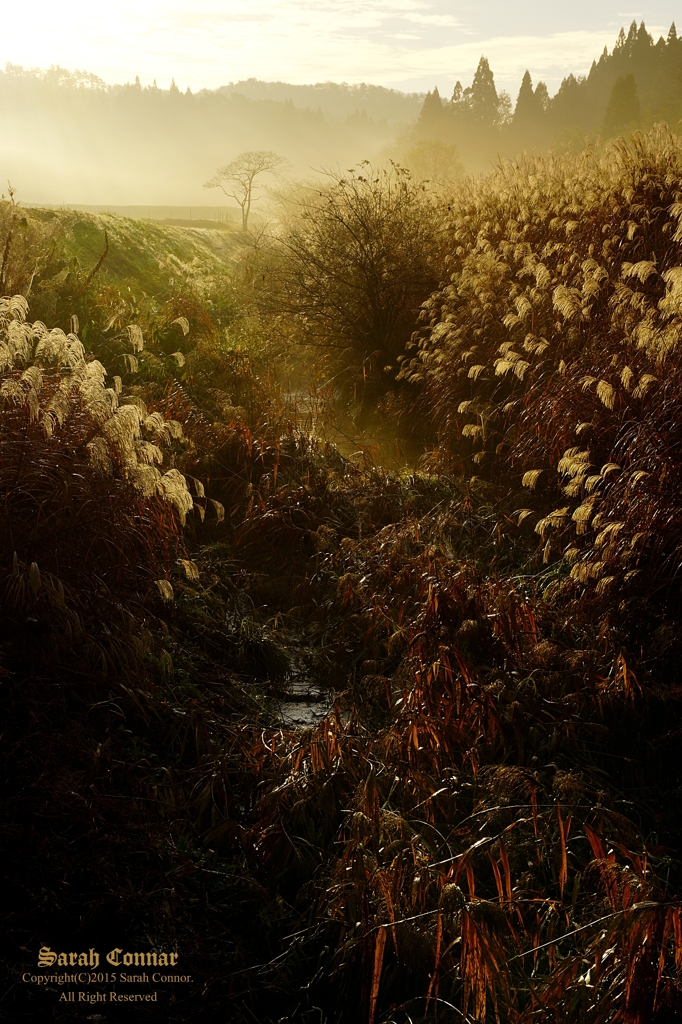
xmin=4 ymin=118 xmax=682 ymax=1024
xmin=258 ymin=163 xmax=449 ymax=419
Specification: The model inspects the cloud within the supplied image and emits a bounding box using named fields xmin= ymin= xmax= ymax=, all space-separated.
xmin=403 ymin=13 xmax=463 ymax=27
xmin=0 ymin=0 xmax=677 ymax=95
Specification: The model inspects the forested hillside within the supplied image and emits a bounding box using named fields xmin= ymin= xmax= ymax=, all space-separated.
xmin=412 ymin=21 xmax=682 ymax=171
xmin=219 ymin=78 xmax=423 ymax=123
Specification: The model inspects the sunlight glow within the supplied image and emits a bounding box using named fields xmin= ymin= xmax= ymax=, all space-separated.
xmin=1 ymin=0 xmax=680 ymax=94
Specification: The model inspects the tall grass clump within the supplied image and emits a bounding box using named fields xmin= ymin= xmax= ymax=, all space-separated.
xmin=0 ymin=293 xmax=198 ymax=635
xmin=404 ymin=125 xmax=682 ymax=605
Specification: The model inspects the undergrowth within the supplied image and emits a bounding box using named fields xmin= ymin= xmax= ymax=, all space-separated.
xmin=3 ymin=127 xmax=682 ymax=1024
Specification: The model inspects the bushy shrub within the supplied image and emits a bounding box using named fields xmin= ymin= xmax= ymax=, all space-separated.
xmin=261 ymin=163 xmax=448 ymax=416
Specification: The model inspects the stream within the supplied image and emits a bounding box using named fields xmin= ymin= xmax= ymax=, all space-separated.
xmin=278 ymin=676 xmax=333 ymax=727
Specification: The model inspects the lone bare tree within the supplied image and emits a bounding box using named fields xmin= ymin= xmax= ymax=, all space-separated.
xmin=204 ymin=151 xmax=286 ymax=231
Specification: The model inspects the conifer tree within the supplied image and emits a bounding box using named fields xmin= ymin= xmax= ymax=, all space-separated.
xmin=513 ymin=70 xmax=545 ymax=125
xmin=626 ymin=20 xmax=638 ymax=49
xmin=514 ymin=71 xmax=534 ymax=121
xmin=535 ymin=82 xmax=549 ymax=110
xmin=417 ymin=87 xmax=445 ymax=134
xmin=468 ymin=57 xmax=499 ymax=125
xmin=602 ymin=73 xmax=640 ymax=136
xmin=636 ymin=21 xmax=651 ymax=48
xmin=550 ymin=73 xmax=585 ymax=131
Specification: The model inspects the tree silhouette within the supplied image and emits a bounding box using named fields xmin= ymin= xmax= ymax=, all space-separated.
xmin=403 ymin=140 xmax=463 ymax=183
xmin=204 ymin=151 xmax=286 ymax=231
xmin=513 ymin=70 xmax=546 ymax=126
xmin=416 ymin=87 xmax=445 ymax=135
xmin=406 ymin=21 xmax=682 ymax=169
xmin=264 ymin=164 xmax=444 ymax=414
xmin=468 ymin=57 xmax=500 ymax=125
xmin=603 ymin=73 xmax=641 ymax=136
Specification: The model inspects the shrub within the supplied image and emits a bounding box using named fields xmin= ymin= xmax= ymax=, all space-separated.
xmin=262 ymin=163 xmax=447 ymax=416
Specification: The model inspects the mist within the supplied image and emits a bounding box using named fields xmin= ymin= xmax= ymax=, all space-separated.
xmin=0 ymin=67 xmax=420 ymax=206
xmin=2 ymin=19 xmax=682 ymax=212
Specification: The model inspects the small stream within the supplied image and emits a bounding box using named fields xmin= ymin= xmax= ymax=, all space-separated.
xmin=283 ymin=391 xmax=426 ymax=472
xmin=278 ymin=676 xmax=334 ymax=728
xmin=268 ymin=404 xmax=422 ymax=728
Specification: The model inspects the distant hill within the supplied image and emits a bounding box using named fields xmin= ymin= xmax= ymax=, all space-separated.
xmin=0 ymin=68 xmax=410 ymax=207
xmin=4 ymin=22 xmax=682 ymax=208
xmin=219 ymin=79 xmax=423 ymax=125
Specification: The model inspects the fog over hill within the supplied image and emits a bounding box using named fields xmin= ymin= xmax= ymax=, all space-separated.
xmin=3 ymin=21 xmax=682 ymax=207
xmin=0 ymin=68 xmax=409 ymax=207
xmin=220 ymin=79 xmax=423 ymax=124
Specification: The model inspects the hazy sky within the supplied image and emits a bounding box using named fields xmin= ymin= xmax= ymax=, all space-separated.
xmin=3 ymin=1 xmax=680 ymax=97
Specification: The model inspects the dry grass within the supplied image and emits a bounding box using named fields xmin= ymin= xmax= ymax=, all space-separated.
xmin=3 ymin=132 xmax=682 ymax=1022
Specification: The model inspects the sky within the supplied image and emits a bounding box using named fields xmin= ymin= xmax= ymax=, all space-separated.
xmin=2 ymin=1 xmax=680 ymax=98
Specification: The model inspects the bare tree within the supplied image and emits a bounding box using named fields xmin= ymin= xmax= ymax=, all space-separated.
xmin=204 ymin=151 xmax=286 ymax=231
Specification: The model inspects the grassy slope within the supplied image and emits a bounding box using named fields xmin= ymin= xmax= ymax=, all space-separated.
xmin=61 ymin=211 xmax=240 ymax=292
